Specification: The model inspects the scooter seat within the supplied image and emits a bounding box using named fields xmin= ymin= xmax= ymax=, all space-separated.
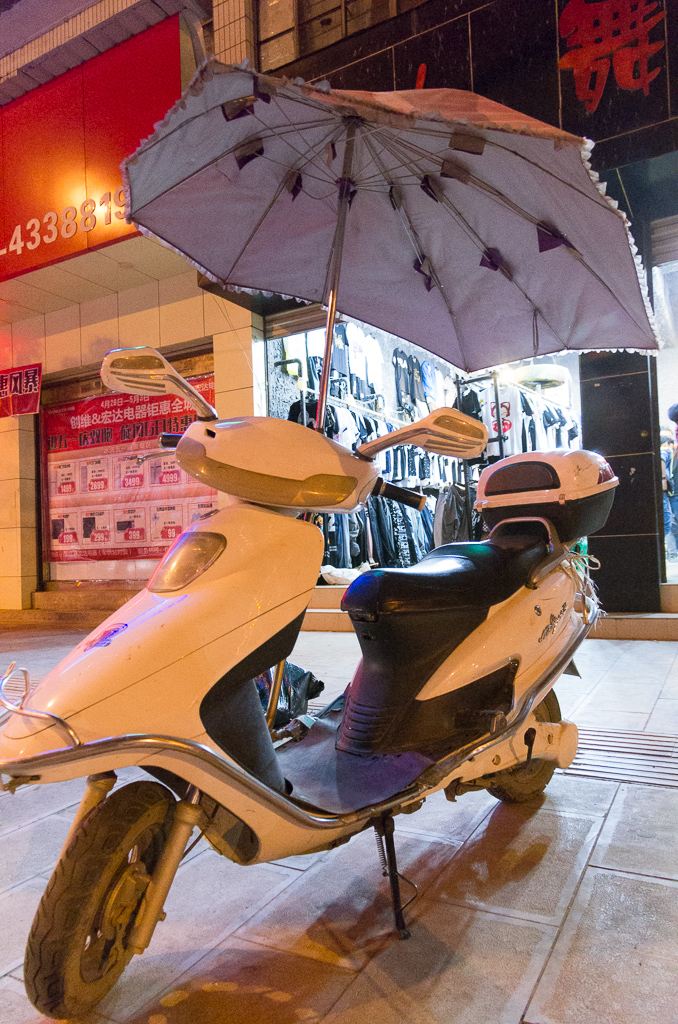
xmin=342 ymin=531 xmax=549 ymax=618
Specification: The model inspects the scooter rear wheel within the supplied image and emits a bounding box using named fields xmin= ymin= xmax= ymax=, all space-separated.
xmin=486 ymin=690 xmax=562 ymax=803
xmin=24 ymin=781 xmax=175 ymax=1020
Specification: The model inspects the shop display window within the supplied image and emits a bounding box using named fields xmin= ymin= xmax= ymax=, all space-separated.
xmin=265 ymin=315 xmax=582 ymax=580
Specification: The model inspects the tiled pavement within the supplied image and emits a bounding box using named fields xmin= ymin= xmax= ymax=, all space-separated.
xmin=0 ymin=630 xmax=677 ymax=1023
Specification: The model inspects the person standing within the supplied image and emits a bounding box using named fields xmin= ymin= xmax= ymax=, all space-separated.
xmin=661 ymin=428 xmax=678 ymax=560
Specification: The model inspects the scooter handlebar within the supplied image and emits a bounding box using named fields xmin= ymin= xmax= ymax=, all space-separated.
xmin=160 ymin=433 xmax=183 ymax=448
xmin=372 ymin=478 xmax=426 ymax=512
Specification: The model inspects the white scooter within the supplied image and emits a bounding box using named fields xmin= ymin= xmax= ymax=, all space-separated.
xmin=0 ymin=347 xmax=617 ymax=1020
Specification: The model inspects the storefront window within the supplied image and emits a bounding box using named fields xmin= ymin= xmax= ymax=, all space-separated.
xmin=652 ymin=253 xmax=678 ymax=580
xmin=265 ymin=314 xmax=582 ymax=581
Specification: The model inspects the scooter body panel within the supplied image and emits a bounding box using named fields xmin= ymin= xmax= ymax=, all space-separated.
xmin=0 ymin=503 xmax=323 ymax=756
xmin=416 ymin=566 xmax=578 ymax=704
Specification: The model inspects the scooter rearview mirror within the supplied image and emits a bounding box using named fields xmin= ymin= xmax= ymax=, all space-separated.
xmin=358 ymin=407 xmax=488 ymax=460
xmin=100 ymin=346 xmax=217 ymax=421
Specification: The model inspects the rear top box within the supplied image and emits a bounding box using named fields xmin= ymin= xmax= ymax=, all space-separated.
xmin=475 ymin=450 xmax=618 ymax=543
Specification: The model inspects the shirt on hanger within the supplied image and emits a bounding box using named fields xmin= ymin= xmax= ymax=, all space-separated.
xmin=393 ymin=349 xmax=413 ymax=411
xmin=306 ymin=328 xmax=326 ymax=358
xmin=332 ymin=324 xmax=351 ymax=377
xmin=363 ymin=333 xmax=384 ymax=393
xmin=346 ymin=322 xmax=368 ymax=382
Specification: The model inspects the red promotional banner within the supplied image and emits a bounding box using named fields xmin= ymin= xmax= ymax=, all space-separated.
xmin=0 ymin=362 xmax=42 ymax=416
xmin=42 ymin=375 xmax=217 ymax=562
xmin=0 ymin=16 xmax=181 ymax=282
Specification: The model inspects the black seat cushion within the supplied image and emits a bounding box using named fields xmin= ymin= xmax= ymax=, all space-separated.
xmin=336 ymin=531 xmax=549 ymax=757
xmin=342 ymin=532 xmax=549 ymax=619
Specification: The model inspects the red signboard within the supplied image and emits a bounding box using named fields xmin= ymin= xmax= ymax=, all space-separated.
xmin=0 ymin=16 xmax=182 ymax=282
xmin=0 ymin=362 xmax=42 ymax=416
xmin=42 ymin=376 xmax=218 ymax=562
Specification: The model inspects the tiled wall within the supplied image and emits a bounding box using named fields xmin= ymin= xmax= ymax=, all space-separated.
xmin=0 ymin=415 xmax=37 ymax=610
xmin=0 ymin=271 xmax=234 ymax=374
xmin=0 ymin=274 xmax=259 ymax=606
xmin=213 ymin=0 xmax=256 ymax=65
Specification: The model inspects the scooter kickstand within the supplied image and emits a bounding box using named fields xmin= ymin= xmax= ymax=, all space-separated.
xmin=376 ymin=813 xmax=411 ymax=940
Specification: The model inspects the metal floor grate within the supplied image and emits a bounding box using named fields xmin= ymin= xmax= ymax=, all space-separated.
xmin=303 ymin=718 xmax=678 ymax=788
xmin=561 ymin=729 xmax=678 ymax=787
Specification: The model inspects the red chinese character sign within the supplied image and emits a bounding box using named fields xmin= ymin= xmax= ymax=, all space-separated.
xmin=559 ymin=0 xmax=666 ymax=113
xmin=0 ymin=363 xmax=42 ymax=417
xmin=42 ymin=376 xmax=218 ymax=562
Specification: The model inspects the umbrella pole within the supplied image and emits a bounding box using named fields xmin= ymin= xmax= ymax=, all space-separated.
xmin=316 ymin=121 xmax=357 ymax=434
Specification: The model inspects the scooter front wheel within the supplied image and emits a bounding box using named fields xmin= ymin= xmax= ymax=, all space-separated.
xmin=24 ymin=781 xmax=175 ymax=1020
xmin=486 ymin=690 xmax=562 ymax=803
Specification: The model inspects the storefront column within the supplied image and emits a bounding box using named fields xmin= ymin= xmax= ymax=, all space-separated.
xmin=210 ymin=297 xmax=265 ymax=419
xmin=0 ymin=415 xmax=38 ymax=609
xmin=212 ymin=0 xmax=256 ymax=64
xmin=580 ymin=351 xmax=662 ymax=613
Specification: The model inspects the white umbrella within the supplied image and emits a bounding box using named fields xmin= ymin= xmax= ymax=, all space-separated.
xmin=123 ymin=61 xmax=657 ymax=426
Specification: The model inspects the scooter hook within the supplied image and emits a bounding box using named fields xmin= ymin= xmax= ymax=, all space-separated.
xmin=524 ymin=726 xmax=537 ymax=766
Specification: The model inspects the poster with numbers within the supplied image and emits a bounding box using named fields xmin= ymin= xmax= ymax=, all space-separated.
xmin=42 ymin=374 xmax=217 ymax=562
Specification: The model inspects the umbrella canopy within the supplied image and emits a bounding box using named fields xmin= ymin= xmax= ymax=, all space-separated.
xmin=123 ymin=62 xmax=657 ymax=374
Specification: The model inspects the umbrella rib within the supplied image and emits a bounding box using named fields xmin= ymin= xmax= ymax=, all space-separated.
xmin=374 ymin=127 xmax=650 ymax=340
xmin=401 ymin=123 xmax=610 ymax=211
xmin=438 ymin=193 xmax=570 ymax=351
xmin=262 ymin=98 xmax=347 ymax=183
xmin=220 ymin=176 xmax=290 ymax=284
xmin=130 ymin=119 xmax=341 ymax=215
xmin=375 ymin=131 xmax=570 ymax=352
xmin=362 ymin=133 xmax=470 ymax=371
xmin=248 ymin=112 xmax=347 ymax=188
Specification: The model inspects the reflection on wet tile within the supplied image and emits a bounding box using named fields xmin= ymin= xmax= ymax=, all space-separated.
xmin=544 ymin=774 xmax=619 ymax=817
xmin=0 ymin=814 xmax=72 ymax=895
xmin=235 ymin=829 xmax=455 ymax=969
xmin=0 ymin=974 xmax=114 ymax=1024
xmin=0 ymin=878 xmax=47 ymax=977
xmin=323 ymin=900 xmax=556 ymax=1024
xmin=396 ymin=788 xmax=495 ymax=846
xmin=128 ymin=936 xmax=355 ymax=1024
xmin=590 ymin=784 xmax=678 ymax=880
xmin=98 ymin=851 xmax=299 ymax=1021
xmin=526 ymin=868 xmax=678 ymax=1024
xmin=428 ymin=805 xmax=601 ymax=925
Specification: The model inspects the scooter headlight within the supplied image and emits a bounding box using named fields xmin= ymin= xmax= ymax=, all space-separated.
xmin=149 ymin=531 xmax=226 ymax=593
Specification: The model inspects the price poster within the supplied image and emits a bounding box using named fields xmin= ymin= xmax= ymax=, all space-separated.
xmin=114 ymin=456 xmax=145 ymax=492
xmin=42 ymin=375 xmax=217 ymax=562
xmin=188 ymin=499 xmax=218 ymax=526
xmin=149 ymin=455 xmax=183 ymax=487
xmin=81 ymin=508 xmax=112 ymax=546
xmin=50 ymin=509 xmax=80 ymax=549
xmin=81 ymin=458 xmax=109 ymax=494
xmin=150 ymin=504 xmax=184 ymax=543
xmin=114 ymin=508 xmax=147 ymax=545
xmin=52 ymin=461 xmax=77 ymax=496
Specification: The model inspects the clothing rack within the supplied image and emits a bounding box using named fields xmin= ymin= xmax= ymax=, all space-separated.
xmin=511 ymin=378 xmax=573 ymax=415
xmin=302 ymin=386 xmax=412 ymax=429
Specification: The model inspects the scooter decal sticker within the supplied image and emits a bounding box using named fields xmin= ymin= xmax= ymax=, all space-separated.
xmin=538 ymin=602 xmax=567 ymax=643
xmin=84 ymin=623 xmax=129 ymax=650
